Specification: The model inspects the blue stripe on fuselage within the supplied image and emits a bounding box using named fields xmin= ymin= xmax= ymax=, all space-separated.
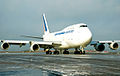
xmin=55 ymin=30 xmax=74 ymax=36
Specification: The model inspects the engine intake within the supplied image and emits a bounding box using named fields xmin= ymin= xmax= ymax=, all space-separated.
xmin=30 ymin=44 xmax=40 ymax=51
xmin=94 ymin=43 xmax=105 ymax=52
xmin=1 ymin=43 xmax=10 ymax=50
xmin=109 ymin=42 xmax=119 ymax=50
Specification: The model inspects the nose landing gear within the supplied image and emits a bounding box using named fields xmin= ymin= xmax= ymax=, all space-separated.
xmin=80 ymin=47 xmax=85 ymax=54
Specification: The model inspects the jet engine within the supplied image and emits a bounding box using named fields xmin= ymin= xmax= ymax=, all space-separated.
xmin=1 ymin=43 xmax=10 ymax=50
xmin=30 ymin=44 xmax=40 ymax=51
xmin=109 ymin=42 xmax=119 ymax=50
xmin=94 ymin=43 xmax=105 ymax=51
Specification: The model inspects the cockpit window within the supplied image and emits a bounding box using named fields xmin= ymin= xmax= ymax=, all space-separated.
xmin=80 ymin=25 xmax=87 ymax=27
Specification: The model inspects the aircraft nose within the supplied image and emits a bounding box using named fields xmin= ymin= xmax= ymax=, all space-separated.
xmin=89 ymin=31 xmax=92 ymax=40
xmin=87 ymin=28 xmax=92 ymax=38
xmin=83 ymin=28 xmax=92 ymax=45
xmin=87 ymin=29 xmax=92 ymax=43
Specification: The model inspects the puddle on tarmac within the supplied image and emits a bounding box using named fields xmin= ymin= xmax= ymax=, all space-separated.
xmin=0 ymin=68 xmax=63 ymax=76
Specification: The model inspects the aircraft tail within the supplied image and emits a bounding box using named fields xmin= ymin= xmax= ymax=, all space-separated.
xmin=42 ymin=14 xmax=50 ymax=35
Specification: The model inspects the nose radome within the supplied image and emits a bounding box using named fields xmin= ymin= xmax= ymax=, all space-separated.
xmin=84 ymin=28 xmax=92 ymax=44
xmin=87 ymin=29 xmax=92 ymax=43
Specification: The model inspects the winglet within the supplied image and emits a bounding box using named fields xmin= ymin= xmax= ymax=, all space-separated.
xmin=42 ymin=13 xmax=50 ymax=35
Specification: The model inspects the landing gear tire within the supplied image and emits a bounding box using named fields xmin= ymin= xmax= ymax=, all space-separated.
xmin=74 ymin=51 xmax=80 ymax=54
xmin=46 ymin=51 xmax=52 ymax=55
xmin=54 ymin=51 xmax=59 ymax=55
xmin=63 ymin=50 xmax=69 ymax=54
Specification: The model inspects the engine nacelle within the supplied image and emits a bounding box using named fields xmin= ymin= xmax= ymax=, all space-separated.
xmin=1 ymin=43 xmax=10 ymax=50
xmin=109 ymin=42 xmax=119 ymax=50
xmin=94 ymin=43 xmax=105 ymax=52
xmin=30 ymin=44 xmax=40 ymax=51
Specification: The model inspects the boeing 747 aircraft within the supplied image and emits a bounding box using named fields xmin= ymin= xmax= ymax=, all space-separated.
xmin=0 ymin=14 xmax=120 ymax=54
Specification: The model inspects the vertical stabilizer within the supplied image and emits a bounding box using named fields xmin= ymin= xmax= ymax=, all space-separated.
xmin=42 ymin=13 xmax=50 ymax=35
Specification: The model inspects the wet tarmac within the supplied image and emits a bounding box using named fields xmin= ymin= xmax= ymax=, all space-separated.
xmin=0 ymin=52 xmax=120 ymax=76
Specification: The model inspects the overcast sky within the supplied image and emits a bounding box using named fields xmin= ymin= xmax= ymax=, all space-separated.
xmin=0 ymin=0 xmax=120 ymax=50
xmin=0 ymin=0 xmax=120 ymax=40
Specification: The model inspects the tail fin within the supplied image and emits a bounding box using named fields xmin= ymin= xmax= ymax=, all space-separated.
xmin=42 ymin=13 xmax=50 ymax=35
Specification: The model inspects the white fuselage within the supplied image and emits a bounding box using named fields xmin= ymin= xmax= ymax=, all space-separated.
xmin=43 ymin=23 xmax=92 ymax=49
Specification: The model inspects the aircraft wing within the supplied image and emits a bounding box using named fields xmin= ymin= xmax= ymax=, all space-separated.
xmin=0 ymin=40 xmax=62 ymax=51
xmin=90 ymin=40 xmax=120 ymax=51
xmin=21 ymin=35 xmax=43 ymax=39
xmin=1 ymin=40 xmax=29 ymax=45
xmin=90 ymin=40 xmax=120 ymax=45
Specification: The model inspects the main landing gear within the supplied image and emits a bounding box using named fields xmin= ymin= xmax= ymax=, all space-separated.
xmin=63 ymin=49 xmax=69 ymax=54
xmin=45 ymin=49 xmax=60 ymax=55
xmin=45 ymin=48 xmax=85 ymax=55
xmin=45 ymin=49 xmax=52 ymax=55
xmin=74 ymin=48 xmax=80 ymax=54
xmin=51 ymin=49 xmax=70 ymax=54
xmin=54 ymin=49 xmax=59 ymax=55
xmin=74 ymin=48 xmax=85 ymax=54
xmin=54 ymin=49 xmax=69 ymax=54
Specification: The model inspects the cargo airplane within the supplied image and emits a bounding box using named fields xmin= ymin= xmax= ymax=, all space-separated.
xmin=0 ymin=14 xmax=120 ymax=54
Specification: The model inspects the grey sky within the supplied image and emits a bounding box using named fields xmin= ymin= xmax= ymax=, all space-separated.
xmin=0 ymin=0 xmax=120 ymax=41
